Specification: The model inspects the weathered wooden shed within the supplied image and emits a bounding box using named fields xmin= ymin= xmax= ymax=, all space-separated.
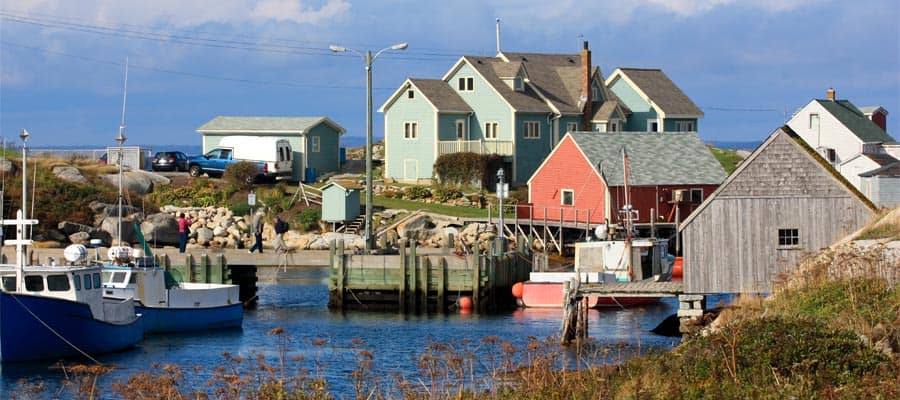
xmin=679 ymin=126 xmax=877 ymax=294
xmin=321 ymin=181 xmax=362 ymax=222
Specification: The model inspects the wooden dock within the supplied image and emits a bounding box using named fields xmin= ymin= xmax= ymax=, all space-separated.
xmin=329 ymin=240 xmax=531 ymax=313
xmin=560 ymin=278 xmax=694 ymax=344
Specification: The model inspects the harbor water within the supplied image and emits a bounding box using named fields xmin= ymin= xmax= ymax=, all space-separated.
xmin=1 ymin=267 xmax=725 ymax=397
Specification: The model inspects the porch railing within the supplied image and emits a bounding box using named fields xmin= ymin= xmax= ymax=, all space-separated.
xmin=437 ymin=140 xmax=513 ymax=156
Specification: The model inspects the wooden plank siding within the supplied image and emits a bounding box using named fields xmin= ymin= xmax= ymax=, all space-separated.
xmin=680 ymin=127 xmax=876 ymax=294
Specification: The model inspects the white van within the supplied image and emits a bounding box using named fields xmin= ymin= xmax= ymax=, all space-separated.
xmin=193 ymin=136 xmax=293 ymax=179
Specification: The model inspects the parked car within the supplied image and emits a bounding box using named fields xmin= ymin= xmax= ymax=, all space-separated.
xmin=151 ymin=151 xmax=189 ymax=172
xmin=98 ymin=153 xmax=107 ymax=164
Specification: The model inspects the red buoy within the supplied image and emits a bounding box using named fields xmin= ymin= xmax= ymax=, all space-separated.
xmin=458 ymin=296 xmax=473 ymax=311
xmin=672 ymin=257 xmax=683 ymax=278
xmin=511 ymin=282 xmax=524 ymax=299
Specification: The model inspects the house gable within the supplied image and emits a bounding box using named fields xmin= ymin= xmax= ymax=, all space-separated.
xmin=527 ymin=134 xmax=608 ymax=224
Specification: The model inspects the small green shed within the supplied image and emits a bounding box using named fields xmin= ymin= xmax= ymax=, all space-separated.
xmin=321 ymin=181 xmax=362 ymax=222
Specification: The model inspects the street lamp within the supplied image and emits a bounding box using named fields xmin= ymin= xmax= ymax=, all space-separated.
xmin=496 ymin=168 xmax=506 ymax=254
xmin=330 ymin=41 xmax=408 ymax=251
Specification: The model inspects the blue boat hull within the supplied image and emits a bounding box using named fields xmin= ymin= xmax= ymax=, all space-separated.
xmin=137 ymin=303 xmax=243 ymax=334
xmin=0 ymin=292 xmax=143 ymax=363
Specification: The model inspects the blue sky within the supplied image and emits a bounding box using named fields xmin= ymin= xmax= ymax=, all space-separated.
xmin=1 ymin=0 xmax=897 ymax=148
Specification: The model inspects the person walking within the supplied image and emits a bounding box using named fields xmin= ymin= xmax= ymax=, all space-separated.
xmin=273 ymin=215 xmax=289 ymax=253
xmin=177 ymin=213 xmax=192 ymax=253
xmin=248 ymin=210 xmax=264 ymax=254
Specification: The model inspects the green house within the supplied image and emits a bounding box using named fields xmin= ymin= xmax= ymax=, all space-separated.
xmin=321 ymin=181 xmax=361 ymax=222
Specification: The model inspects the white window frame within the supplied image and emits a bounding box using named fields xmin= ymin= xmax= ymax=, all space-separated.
xmin=455 ymin=120 xmax=466 ymax=140
xmin=404 ymin=122 xmax=418 ymax=139
xmin=561 ymin=189 xmax=574 ymax=206
xmin=523 ymin=121 xmax=540 ymax=139
xmin=609 ymin=120 xmax=619 ymax=132
xmin=809 ymin=113 xmax=819 ymax=129
xmin=690 ymin=188 xmax=703 ymax=204
xmin=458 ymin=76 xmax=474 ymax=92
xmin=484 ymin=122 xmax=499 ymax=140
xmin=311 ymin=136 xmax=321 ymax=153
xmin=647 ymin=119 xmax=660 ymax=132
xmin=566 ymin=122 xmax=578 ymax=133
xmin=675 ymin=121 xmax=694 ymax=132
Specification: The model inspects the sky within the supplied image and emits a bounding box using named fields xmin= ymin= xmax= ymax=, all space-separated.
xmin=0 ymin=0 xmax=898 ymax=148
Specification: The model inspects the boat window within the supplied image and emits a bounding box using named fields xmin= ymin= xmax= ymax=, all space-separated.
xmin=111 ymin=272 xmax=127 ymax=284
xmin=1 ymin=276 xmax=15 ymax=291
xmin=102 ymin=271 xmax=112 ymax=283
xmin=47 ymin=275 xmax=71 ymax=291
xmin=93 ymin=273 xmax=102 ymax=289
xmin=25 ymin=276 xmax=44 ymax=292
xmin=74 ymin=274 xmax=81 ymax=291
xmin=129 ymin=273 xmax=137 ymax=284
xmin=84 ymin=274 xmax=92 ymax=290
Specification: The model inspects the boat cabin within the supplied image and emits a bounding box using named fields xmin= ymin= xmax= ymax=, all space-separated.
xmin=574 ymin=238 xmax=672 ymax=282
xmin=0 ymin=265 xmax=119 ymax=320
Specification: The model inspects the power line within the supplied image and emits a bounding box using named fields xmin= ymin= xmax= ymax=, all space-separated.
xmin=702 ymin=106 xmax=780 ymax=113
xmin=1 ymin=40 xmax=401 ymax=90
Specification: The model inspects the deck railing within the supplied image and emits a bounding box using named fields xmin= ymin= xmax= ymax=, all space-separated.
xmin=437 ymin=140 xmax=513 ymax=156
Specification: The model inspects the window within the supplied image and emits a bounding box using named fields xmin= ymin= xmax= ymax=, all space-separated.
xmin=524 ymin=121 xmax=540 ymax=139
xmin=609 ymin=120 xmax=619 ymax=132
xmin=647 ymin=119 xmax=659 ymax=132
xmin=74 ymin=274 xmax=81 ymax=291
xmin=84 ymin=274 xmax=92 ymax=290
xmin=455 ymin=120 xmax=466 ymax=140
xmin=111 ymin=272 xmax=127 ymax=284
xmin=404 ymin=122 xmax=418 ymax=139
xmin=809 ymin=113 xmax=819 ymax=129
xmin=561 ymin=189 xmax=574 ymax=206
xmin=458 ymin=77 xmax=474 ymax=91
xmin=407 ymin=89 xmax=414 ymax=99
xmin=93 ymin=273 xmax=101 ymax=289
xmin=566 ymin=122 xmax=578 ymax=133
xmin=25 ymin=276 xmax=44 ymax=292
xmin=220 ymin=149 xmax=232 ymax=159
xmin=675 ymin=121 xmax=694 ymax=132
xmin=484 ymin=122 xmax=498 ymax=139
xmin=311 ymin=136 xmax=321 ymax=153
xmin=690 ymin=188 xmax=703 ymax=204
xmin=2 ymin=276 xmax=16 ymax=291
xmin=47 ymin=275 xmax=70 ymax=291
xmin=778 ymin=228 xmax=800 ymax=247
xmin=513 ymin=77 xmax=524 ymax=91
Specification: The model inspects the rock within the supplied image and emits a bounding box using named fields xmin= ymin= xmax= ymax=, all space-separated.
xmin=195 ymin=227 xmax=214 ymax=245
xmin=396 ymin=214 xmax=431 ymax=240
xmin=100 ymin=216 xmax=139 ymax=244
xmin=140 ymin=213 xmax=180 ymax=245
xmin=46 ymin=228 xmax=67 ymax=242
xmin=651 ymin=314 xmax=682 ymax=337
xmin=0 ymin=159 xmax=16 ymax=174
xmin=212 ymin=226 xmax=227 ymax=237
xmin=58 ymin=221 xmax=95 ymax=235
xmin=307 ymin=236 xmax=330 ymax=250
xmin=52 ymin=165 xmax=88 ymax=184
xmin=102 ymin=170 xmax=169 ymax=195
xmin=68 ymin=231 xmax=91 ymax=245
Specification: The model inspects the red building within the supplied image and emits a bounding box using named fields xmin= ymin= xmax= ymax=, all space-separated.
xmin=525 ymin=132 xmax=727 ymax=229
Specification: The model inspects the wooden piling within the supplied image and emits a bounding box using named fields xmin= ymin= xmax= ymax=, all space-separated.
xmin=437 ymin=257 xmax=447 ymax=313
xmin=335 ymin=241 xmax=345 ymax=309
xmin=399 ymin=240 xmax=407 ymax=313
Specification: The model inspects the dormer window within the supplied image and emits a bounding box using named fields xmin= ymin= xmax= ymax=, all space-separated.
xmin=514 ymin=77 xmax=523 ymax=92
xmin=458 ymin=77 xmax=474 ymax=92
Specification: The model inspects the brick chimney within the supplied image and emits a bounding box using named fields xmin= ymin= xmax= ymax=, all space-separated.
xmin=827 ymin=87 xmax=835 ymax=101
xmin=581 ymin=41 xmax=592 ymax=131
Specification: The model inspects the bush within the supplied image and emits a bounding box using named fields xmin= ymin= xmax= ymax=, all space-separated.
xmin=146 ymin=178 xmax=229 ymax=208
xmin=434 ymin=152 xmax=484 ymax=186
xmin=403 ymin=185 xmax=431 ymax=200
xmin=255 ymin=186 xmax=291 ymax=215
xmin=297 ymin=207 xmax=321 ymax=231
xmin=433 ymin=185 xmax=463 ymax=202
xmin=223 ymin=161 xmax=260 ymax=191
xmin=381 ymin=187 xmax=403 ymax=199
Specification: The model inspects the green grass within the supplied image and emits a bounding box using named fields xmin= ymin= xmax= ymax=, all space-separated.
xmin=709 ymin=147 xmax=745 ymax=174
xmin=370 ymin=195 xmax=492 ymax=218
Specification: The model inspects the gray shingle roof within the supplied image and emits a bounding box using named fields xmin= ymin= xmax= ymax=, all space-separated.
xmin=816 ymin=99 xmax=895 ymax=143
xmin=569 ymin=131 xmax=727 ymax=186
xmin=616 ymin=68 xmax=703 ymax=116
xmin=409 ymin=79 xmax=472 ymax=112
xmin=197 ymin=116 xmax=343 ymax=133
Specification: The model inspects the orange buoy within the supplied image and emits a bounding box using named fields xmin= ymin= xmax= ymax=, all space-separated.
xmin=672 ymin=257 xmax=683 ymax=278
xmin=511 ymin=282 xmax=524 ymax=299
xmin=458 ymin=296 xmax=473 ymax=311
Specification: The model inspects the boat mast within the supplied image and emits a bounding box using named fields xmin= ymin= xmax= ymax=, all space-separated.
xmin=621 ymin=145 xmax=633 ymax=279
xmin=16 ymin=129 xmax=30 ymax=291
xmin=116 ymin=58 xmax=128 ymax=248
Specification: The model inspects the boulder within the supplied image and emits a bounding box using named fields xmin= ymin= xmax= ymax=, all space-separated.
xmin=68 ymin=231 xmax=91 ymax=245
xmin=195 ymin=227 xmax=214 ymax=246
xmin=0 ymin=159 xmax=16 ymax=174
xmin=140 ymin=213 xmax=179 ymax=245
xmin=102 ymin=170 xmax=169 ymax=195
xmin=58 ymin=221 xmax=95 ymax=236
xmin=99 ymin=216 xmax=139 ymax=244
xmin=396 ymin=214 xmax=431 ymax=240
xmin=52 ymin=165 xmax=88 ymax=184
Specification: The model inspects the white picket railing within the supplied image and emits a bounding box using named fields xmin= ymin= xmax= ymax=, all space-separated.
xmin=437 ymin=140 xmax=513 ymax=156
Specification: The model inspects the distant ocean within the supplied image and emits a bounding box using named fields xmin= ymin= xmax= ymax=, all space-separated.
xmin=28 ymin=136 xmax=371 ymax=155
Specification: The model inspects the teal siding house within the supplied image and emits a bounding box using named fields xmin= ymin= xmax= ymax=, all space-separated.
xmin=321 ymin=181 xmax=361 ymax=222
xmin=197 ymin=116 xmax=345 ymax=182
xmin=379 ymin=43 xmax=700 ymax=184
xmin=605 ymin=68 xmax=704 ymax=133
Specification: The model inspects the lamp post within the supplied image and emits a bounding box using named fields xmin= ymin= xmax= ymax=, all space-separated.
xmin=330 ymin=41 xmax=408 ymax=251
xmin=496 ymin=168 xmax=506 ymax=254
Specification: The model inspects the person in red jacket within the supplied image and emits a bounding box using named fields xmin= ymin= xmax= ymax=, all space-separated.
xmin=177 ymin=213 xmax=192 ymax=253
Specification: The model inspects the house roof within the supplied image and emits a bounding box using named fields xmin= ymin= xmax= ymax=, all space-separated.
xmin=592 ymin=99 xmax=625 ymax=121
xmin=409 ymin=79 xmax=473 ymax=112
xmin=197 ymin=116 xmax=345 ymax=135
xmin=610 ymin=68 xmax=703 ymax=117
xmin=568 ymin=131 xmax=727 ymax=186
xmin=815 ymin=99 xmax=895 ymax=143
xmin=858 ymin=105 xmax=888 ymax=116
xmin=859 ymin=161 xmax=900 ymax=177
xmin=679 ymin=126 xmax=877 ymax=230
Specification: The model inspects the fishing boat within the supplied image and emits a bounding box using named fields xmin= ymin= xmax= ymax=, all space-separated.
xmin=98 ymin=62 xmax=243 ymax=334
xmin=0 ymin=130 xmax=143 ymax=362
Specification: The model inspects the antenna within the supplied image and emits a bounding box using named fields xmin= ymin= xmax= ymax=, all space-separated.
xmin=495 ymin=18 xmax=501 ymax=55
xmin=120 ymin=57 xmax=129 ymax=136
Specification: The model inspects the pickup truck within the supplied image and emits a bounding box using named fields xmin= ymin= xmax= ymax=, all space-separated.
xmin=187 ymin=148 xmax=265 ymax=178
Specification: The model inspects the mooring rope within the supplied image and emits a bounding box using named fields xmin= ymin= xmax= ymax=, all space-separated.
xmin=9 ymin=293 xmax=103 ymax=365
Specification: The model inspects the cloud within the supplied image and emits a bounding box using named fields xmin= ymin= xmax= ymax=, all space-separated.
xmin=4 ymin=0 xmax=352 ymax=27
